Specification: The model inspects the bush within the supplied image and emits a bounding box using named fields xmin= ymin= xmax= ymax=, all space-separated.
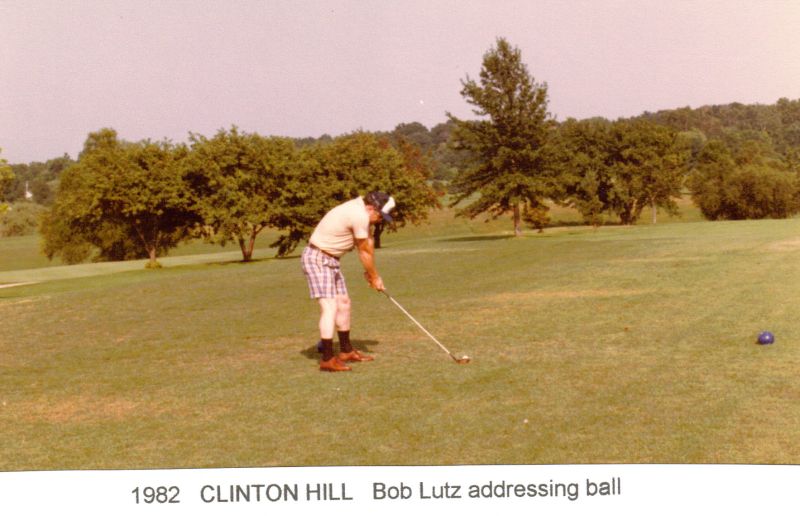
xmin=690 ymin=164 xmax=800 ymax=220
xmin=0 ymin=202 xmax=47 ymax=237
xmin=726 ymin=166 xmax=800 ymax=219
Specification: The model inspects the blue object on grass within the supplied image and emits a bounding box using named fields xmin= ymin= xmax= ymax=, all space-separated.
xmin=757 ymin=331 xmax=775 ymax=345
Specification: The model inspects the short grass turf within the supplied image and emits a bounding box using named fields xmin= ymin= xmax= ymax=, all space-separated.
xmin=2 ymin=212 xmax=800 ymax=469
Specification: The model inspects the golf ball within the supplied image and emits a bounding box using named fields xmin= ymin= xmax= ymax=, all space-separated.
xmin=757 ymin=331 xmax=775 ymax=345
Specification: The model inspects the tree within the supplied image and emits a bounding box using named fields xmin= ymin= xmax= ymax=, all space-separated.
xmin=429 ymin=120 xmax=473 ymax=181
xmin=271 ymin=132 xmax=438 ymax=256
xmin=4 ymin=155 xmax=74 ymax=205
xmin=29 ymin=178 xmax=54 ymax=205
xmin=41 ymin=129 xmax=199 ymax=267
xmin=374 ymin=135 xmax=441 ymax=247
xmin=0 ymin=148 xmax=12 ymax=217
xmin=687 ymin=141 xmax=736 ymax=220
xmin=689 ymin=139 xmax=800 ymax=220
xmin=448 ymin=37 xmax=557 ymax=236
xmin=388 ymin=122 xmax=433 ymax=149
xmin=186 ymin=127 xmax=296 ymax=261
xmin=552 ymin=118 xmax=615 ymax=227
xmin=607 ymin=119 xmax=688 ymax=224
xmin=554 ymin=118 xmax=688 ymax=226
xmin=0 ymin=202 xmax=47 ymax=237
xmin=725 ymin=165 xmax=799 ymax=219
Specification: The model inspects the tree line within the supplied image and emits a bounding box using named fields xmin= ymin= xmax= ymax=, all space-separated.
xmin=0 ymin=151 xmax=12 ymax=217
xmin=3 ymin=37 xmax=800 ymax=259
xmin=444 ymin=38 xmax=800 ymax=232
xmin=0 ymin=154 xmax=72 ymax=237
xmin=38 ymin=128 xmax=439 ymax=267
xmin=641 ymin=99 xmax=800 ymax=220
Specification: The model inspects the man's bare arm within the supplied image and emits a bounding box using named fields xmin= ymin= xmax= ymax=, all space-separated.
xmin=356 ymin=237 xmax=384 ymax=291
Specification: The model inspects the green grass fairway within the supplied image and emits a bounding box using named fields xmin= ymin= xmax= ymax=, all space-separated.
xmin=2 ymin=211 xmax=800 ymax=469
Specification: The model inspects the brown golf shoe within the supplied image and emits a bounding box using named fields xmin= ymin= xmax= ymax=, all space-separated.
xmin=338 ymin=350 xmax=374 ymax=362
xmin=319 ymin=357 xmax=352 ymax=372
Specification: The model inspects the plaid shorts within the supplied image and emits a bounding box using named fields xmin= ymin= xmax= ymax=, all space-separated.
xmin=301 ymin=245 xmax=348 ymax=299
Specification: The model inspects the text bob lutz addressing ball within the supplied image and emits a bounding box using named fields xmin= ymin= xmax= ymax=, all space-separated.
xmin=372 ymin=477 xmax=621 ymax=501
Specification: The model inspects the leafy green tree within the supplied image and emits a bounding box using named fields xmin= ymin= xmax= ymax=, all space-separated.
xmin=384 ymin=122 xmax=454 ymax=191
xmin=676 ymin=128 xmax=708 ymax=170
xmin=725 ymin=165 xmax=799 ymax=219
xmin=29 ymin=178 xmax=54 ymax=205
xmin=553 ymin=118 xmax=615 ymax=227
xmin=448 ymin=37 xmax=557 ymax=236
xmin=555 ymin=118 xmax=688 ymax=225
xmin=186 ymin=127 xmax=296 ymax=261
xmin=271 ymin=132 xmax=438 ymax=256
xmin=689 ymin=139 xmax=800 ymax=220
xmin=572 ymin=169 xmax=607 ymax=227
xmin=687 ymin=141 xmax=737 ymax=220
xmin=4 ymin=157 xmax=71 ymax=204
xmin=388 ymin=122 xmax=433 ymax=149
xmin=374 ymin=135 xmax=441 ymax=247
xmin=784 ymin=147 xmax=800 ymax=174
xmin=776 ymin=98 xmax=800 ymax=152
xmin=720 ymin=129 xmax=780 ymax=167
xmin=0 ymin=148 xmax=12 ymax=217
xmin=41 ymin=129 xmax=199 ymax=267
xmin=607 ymin=119 xmax=688 ymax=224
xmin=44 ymin=154 xmax=75 ymax=179
xmin=641 ymin=98 xmax=800 ymax=168
xmin=427 ymin=120 xmax=473 ymax=182
xmin=0 ymin=202 xmax=47 ymax=237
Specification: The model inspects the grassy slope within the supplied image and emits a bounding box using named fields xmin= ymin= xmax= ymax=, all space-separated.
xmin=0 ymin=229 xmax=285 ymax=275
xmin=2 ymin=204 xmax=800 ymax=469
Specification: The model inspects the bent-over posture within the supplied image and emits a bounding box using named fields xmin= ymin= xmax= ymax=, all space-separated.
xmin=301 ymin=192 xmax=395 ymax=372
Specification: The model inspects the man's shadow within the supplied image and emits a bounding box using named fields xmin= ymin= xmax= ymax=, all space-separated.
xmin=300 ymin=339 xmax=380 ymax=360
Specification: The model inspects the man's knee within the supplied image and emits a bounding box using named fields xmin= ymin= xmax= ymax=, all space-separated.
xmin=318 ymin=297 xmax=338 ymax=315
xmin=336 ymin=295 xmax=351 ymax=313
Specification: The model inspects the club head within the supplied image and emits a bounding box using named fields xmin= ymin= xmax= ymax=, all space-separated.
xmin=454 ymin=355 xmax=471 ymax=365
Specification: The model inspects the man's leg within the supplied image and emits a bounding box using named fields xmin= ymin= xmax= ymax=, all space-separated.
xmin=318 ymin=297 xmax=351 ymax=372
xmin=335 ymin=294 xmax=374 ymax=362
xmin=334 ymin=295 xmax=352 ymax=353
xmin=319 ymin=297 xmax=338 ymax=341
xmin=302 ymin=246 xmax=350 ymax=372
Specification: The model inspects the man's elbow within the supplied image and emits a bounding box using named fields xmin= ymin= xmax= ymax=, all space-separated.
xmin=356 ymin=238 xmax=374 ymax=253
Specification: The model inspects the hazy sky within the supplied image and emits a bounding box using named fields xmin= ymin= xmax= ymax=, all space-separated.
xmin=2 ymin=0 xmax=800 ymax=163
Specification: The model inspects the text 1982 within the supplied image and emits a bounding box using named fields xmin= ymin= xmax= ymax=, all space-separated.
xmin=132 ymin=486 xmax=181 ymax=504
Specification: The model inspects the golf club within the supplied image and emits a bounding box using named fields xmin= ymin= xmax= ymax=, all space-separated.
xmin=380 ymin=290 xmax=471 ymax=364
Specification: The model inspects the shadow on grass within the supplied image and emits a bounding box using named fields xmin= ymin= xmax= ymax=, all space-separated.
xmin=440 ymin=220 xmax=634 ymax=243
xmin=547 ymin=220 xmax=629 ymax=228
xmin=205 ymin=253 xmax=300 ymax=266
xmin=201 ymin=249 xmax=302 ymax=267
xmin=299 ymin=339 xmax=380 ymax=360
xmin=207 ymin=257 xmax=276 ymax=266
xmin=441 ymin=235 xmax=515 ymax=243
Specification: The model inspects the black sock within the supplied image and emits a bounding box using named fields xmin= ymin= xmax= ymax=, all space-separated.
xmin=338 ymin=331 xmax=352 ymax=353
xmin=321 ymin=339 xmax=334 ymax=361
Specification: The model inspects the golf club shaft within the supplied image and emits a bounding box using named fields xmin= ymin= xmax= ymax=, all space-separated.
xmin=381 ymin=290 xmax=456 ymax=359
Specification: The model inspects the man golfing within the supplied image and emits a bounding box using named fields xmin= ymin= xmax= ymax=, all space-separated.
xmin=301 ymin=191 xmax=396 ymax=372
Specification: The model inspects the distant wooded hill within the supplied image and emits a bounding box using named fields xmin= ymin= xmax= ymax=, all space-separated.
xmin=639 ymin=98 xmax=800 ymax=154
xmin=5 ymin=97 xmax=799 ymax=202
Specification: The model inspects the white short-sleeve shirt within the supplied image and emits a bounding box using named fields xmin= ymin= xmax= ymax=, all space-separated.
xmin=308 ymin=197 xmax=370 ymax=257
